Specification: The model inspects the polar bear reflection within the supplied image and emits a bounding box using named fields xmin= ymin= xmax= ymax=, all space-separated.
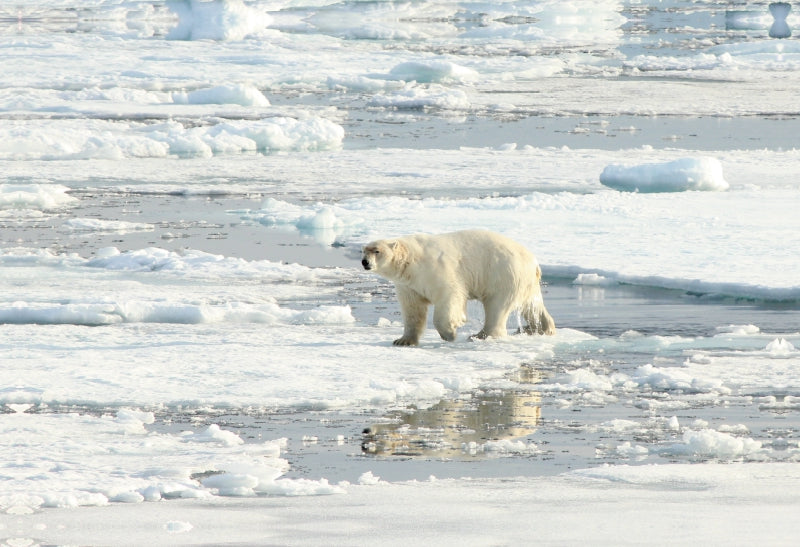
xmin=362 ymin=230 xmax=555 ymax=346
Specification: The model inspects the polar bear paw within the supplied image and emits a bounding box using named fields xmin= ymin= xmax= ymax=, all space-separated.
xmin=393 ymin=336 xmax=419 ymax=346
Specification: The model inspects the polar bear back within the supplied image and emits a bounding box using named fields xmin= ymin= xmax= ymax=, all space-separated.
xmin=399 ymin=230 xmax=540 ymax=303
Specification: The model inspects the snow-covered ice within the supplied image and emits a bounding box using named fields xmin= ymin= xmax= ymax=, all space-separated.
xmin=4 ymin=0 xmax=800 ymax=544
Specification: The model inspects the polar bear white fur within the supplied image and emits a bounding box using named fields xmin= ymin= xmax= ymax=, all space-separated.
xmin=361 ymin=230 xmax=555 ymax=346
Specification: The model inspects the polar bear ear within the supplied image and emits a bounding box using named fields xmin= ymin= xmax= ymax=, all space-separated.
xmin=389 ymin=240 xmax=408 ymax=263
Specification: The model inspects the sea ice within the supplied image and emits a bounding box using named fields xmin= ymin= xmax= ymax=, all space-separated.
xmin=664 ymin=429 xmax=765 ymax=461
xmin=5 ymin=1 xmax=800 ymax=543
xmin=599 ymin=157 xmax=729 ymax=192
xmin=166 ymin=0 xmax=272 ymax=41
xmin=173 ymin=83 xmax=271 ymax=107
xmin=0 ymin=184 xmax=77 ymax=210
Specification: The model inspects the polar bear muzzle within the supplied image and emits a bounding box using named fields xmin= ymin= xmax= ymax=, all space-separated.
xmin=361 ymin=244 xmax=383 ymax=271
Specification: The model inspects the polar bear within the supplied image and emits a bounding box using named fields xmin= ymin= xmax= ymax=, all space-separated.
xmin=361 ymin=230 xmax=555 ymax=346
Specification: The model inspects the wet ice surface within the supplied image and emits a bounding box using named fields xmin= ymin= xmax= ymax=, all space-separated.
xmin=141 ymin=271 xmax=798 ymax=485
xmin=4 ymin=0 xmax=800 ymax=544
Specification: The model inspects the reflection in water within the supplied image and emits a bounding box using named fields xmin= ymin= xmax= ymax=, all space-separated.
xmin=770 ymin=2 xmax=792 ymax=38
xmin=2 ymin=6 xmax=177 ymax=36
xmin=363 ymin=366 xmax=541 ymax=459
xmin=726 ymin=2 xmax=795 ymax=38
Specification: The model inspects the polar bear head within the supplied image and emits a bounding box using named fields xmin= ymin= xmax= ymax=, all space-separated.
xmin=361 ymin=239 xmax=409 ymax=277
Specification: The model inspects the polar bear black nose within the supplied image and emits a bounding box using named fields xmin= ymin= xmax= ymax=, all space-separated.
xmin=362 ymin=259 xmax=371 ymax=270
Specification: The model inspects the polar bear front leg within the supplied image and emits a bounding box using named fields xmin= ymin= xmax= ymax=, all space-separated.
xmin=394 ymin=285 xmax=429 ymax=346
xmin=432 ymin=294 xmax=467 ymax=342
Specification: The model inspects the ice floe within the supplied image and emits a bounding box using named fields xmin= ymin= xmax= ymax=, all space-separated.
xmin=599 ymin=157 xmax=729 ymax=193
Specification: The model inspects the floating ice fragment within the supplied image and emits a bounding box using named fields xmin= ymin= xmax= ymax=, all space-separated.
xmin=544 ymin=368 xmax=614 ymax=392
xmin=111 ymin=491 xmax=145 ymax=503
xmin=718 ymin=424 xmax=751 ymax=435
xmin=600 ymin=157 xmax=729 ymax=193
xmin=5 ymin=117 xmax=343 ymax=160
xmin=766 ymin=337 xmax=796 ymax=356
xmin=599 ymin=419 xmax=641 ymax=433
xmin=63 ymin=218 xmax=153 ymax=234
xmin=388 ymin=61 xmax=479 ymax=84
xmin=615 ymin=441 xmax=649 ymax=458
xmin=716 ymin=324 xmax=760 ymax=335
xmin=0 ymin=184 xmax=77 ymax=210
xmin=141 ymin=485 xmax=163 ymax=502
xmin=186 ymin=424 xmax=244 ymax=447
xmin=358 ymin=471 xmax=384 ymax=485
xmin=115 ymin=409 xmax=156 ymax=435
xmin=573 ymin=273 xmax=616 ymax=286
xmin=632 ymin=364 xmax=724 ymax=394
xmin=296 ymin=207 xmax=341 ymax=245
xmin=664 ymin=429 xmax=763 ymax=460
xmin=173 ymin=84 xmax=270 ymax=107
xmin=167 ymin=0 xmax=272 ymax=41
xmin=474 ymin=439 xmax=540 ymax=456
xmin=686 ymin=353 xmax=712 ymax=365
xmin=201 ymin=473 xmax=259 ymax=496
xmin=369 ymin=85 xmax=471 ymax=110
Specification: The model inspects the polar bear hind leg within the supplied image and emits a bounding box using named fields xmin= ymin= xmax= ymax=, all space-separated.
xmin=521 ymin=296 xmax=556 ymax=336
xmin=473 ymin=294 xmax=515 ymax=340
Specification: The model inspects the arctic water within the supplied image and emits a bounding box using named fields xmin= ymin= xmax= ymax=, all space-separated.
xmin=3 ymin=1 xmax=800 ymax=545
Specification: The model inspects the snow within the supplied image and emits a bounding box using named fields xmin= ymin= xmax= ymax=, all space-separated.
xmin=5 ymin=0 xmax=800 ymax=544
xmin=12 ymin=464 xmax=800 ymax=545
xmin=2 ymin=407 xmax=344 ymax=509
